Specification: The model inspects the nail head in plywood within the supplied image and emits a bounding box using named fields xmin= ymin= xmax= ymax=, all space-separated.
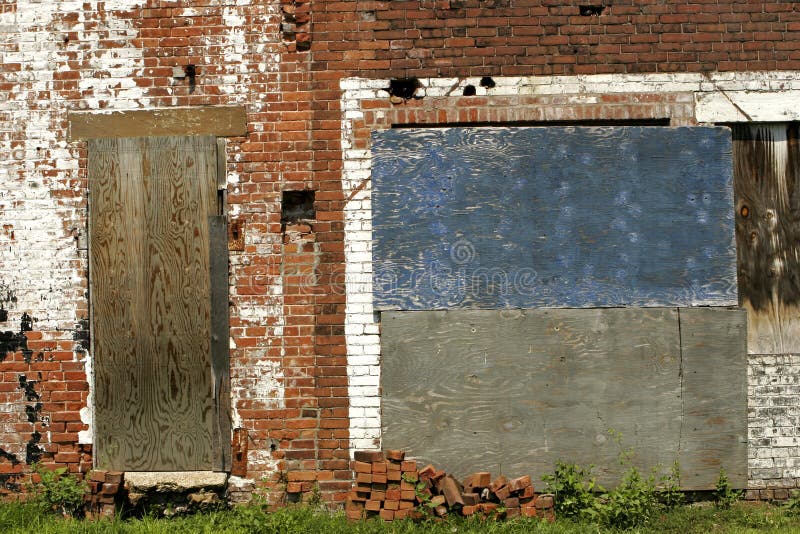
xmin=69 ymin=106 xmax=247 ymax=141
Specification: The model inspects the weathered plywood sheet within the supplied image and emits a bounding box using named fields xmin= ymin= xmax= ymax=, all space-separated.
xmin=734 ymin=124 xmax=800 ymax=354
xmin=70 ymin=106 xmax=246 ymax=140
xmin=90 ymin=136 xmax=219 ymax=471
xmin=381 ymin=308 xmax=747 ymax=489
xmin=678 ymin=307 xmax=748 ymax=489
xmin=382 ymin=308 xmax=682 ymax=488
xmin=209 ymin=215 xmax=231 ymax=471
xmin=372 ymin=126 xmax=736 ymax=310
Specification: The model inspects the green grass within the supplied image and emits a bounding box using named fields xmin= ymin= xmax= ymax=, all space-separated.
xmin=2 ymin=501 xmax=800 ymax=534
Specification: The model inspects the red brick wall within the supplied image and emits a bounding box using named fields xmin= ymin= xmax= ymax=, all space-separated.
xmin=317 ymin=0 xmax=800 ymax=77
xmin=0 ymin=0 xmax=797 ymax=505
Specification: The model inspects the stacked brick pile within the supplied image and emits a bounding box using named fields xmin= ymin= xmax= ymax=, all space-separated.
xmin=345 ymin=450 xmax=555 ymax=522
xmin=84 ymin=470 xmax=124 ymax=519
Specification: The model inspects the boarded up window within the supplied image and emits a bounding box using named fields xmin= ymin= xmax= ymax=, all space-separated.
xmin=88 ymin=136 xmax=229 ymax=471
xmin=371 ymin=126 xmax=737 ymax=310
xmin=373 ymin=126 xmax=746 ymax=489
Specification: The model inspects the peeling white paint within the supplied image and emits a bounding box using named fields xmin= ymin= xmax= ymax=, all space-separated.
xmin=696 ymin=91 xmax=800 ymax=123
xmin=78 ymin=351 xmax=93 ymax=444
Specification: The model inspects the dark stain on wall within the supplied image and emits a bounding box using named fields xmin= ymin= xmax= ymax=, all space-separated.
xmin=18 ymin=375 xmax=39 ymax=402
xmin=0 ymin=448 xmax=19 ymax=466
xmin=0 ymin=283 xmax=16 ymax=323
xmin=18 ymin=374 xmax=45 ymax=463
xmin=24 ymin=403 xmax=42 ymax=424
xmin=73 ymin=318 xmax=90 ymax=353
xmin=0 ymin=314 xmax=33 ymax=363
xmin=25 ymin=432 xmax=43 ymax=464
xmin=0 ymin=475 xmax=21 ymax=492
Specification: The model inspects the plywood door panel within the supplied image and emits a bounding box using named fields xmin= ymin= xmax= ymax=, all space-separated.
xmin=734 ymin=124 xmax=800 ymax=354
xmin=89 ymin=136 xmax=219 ymax=471
xmin=371 ymin=126 xmax=737 ymax=310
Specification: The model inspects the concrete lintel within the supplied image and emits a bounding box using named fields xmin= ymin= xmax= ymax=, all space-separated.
xmin=124 ymin=471 xmax=229 ymax=493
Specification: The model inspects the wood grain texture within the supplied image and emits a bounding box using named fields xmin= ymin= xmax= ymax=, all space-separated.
xmin=371 ymin=126 xmax=737 ymax=310
xmin=89 ymin=138 xmax=146 ymax=470
xmin=678 ymin=307 xmax=748 ymax=489
xmin=209 ymin=215 xmax=231 ymax=471
xmin=381 ymin=308 xmax=746 ymax=489
xmin=69 ymin=106 xmax=247 ymax=140
xmin=89 ymin=136 xmax=220 ymax=471
xmin=733 ymin=124 xmax=800 ymax=354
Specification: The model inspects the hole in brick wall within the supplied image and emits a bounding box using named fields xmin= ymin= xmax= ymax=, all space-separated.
xmin=480 ymin=76 xmax=496 ymax=89
xmin=184 ymin=64 xmax=197 ymax=93
xmin=579 ymin=5 xmax=605 ymax=16
xmin=281 ymin=190 xmax=315 ymax=223
xmin=462 ymin=85 xmax=476 ymax=96
xmin=387 ymin=78 xmax=421 ymax=100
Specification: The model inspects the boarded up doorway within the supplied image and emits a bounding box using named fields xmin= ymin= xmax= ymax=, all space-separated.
xmin=88 ymin=136 xmax=229 ymax=471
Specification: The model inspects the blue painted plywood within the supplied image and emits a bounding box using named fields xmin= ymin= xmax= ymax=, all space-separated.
xmin=371 ymin=126 xmax=736 ymax=310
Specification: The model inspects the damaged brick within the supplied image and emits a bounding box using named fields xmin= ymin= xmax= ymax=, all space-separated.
xmin=282 ymin=0 xmax=312 ymax=51
xmin=579 ymin=5 xmax=605 ymax=16
xmin=387 ymin=78 xmax=421 ymax=101
xmin=282 ymin=190 xmax=316 ymax=224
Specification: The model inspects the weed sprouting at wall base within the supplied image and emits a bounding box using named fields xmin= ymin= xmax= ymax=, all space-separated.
xmin=715 ymin=468 xmax=744 ymax=509
xmin=28 ymin=464 xmax=87 ymax=518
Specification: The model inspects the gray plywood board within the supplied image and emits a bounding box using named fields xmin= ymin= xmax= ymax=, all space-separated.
xmin=381 ymin=307 xmax=747 ymax=489
xmin=209 ymin=215 xmax=231 ymax=472
xmin=381 ymin=308 xmax=682 ymax=488
xmin=679 ymin=307 xmax=748 ymax=489
xmin=371 ymin=126 xmax=736 ymax=310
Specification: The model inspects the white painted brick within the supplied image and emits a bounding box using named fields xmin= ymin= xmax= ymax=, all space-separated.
xmin=349 ymin=375 xmax=379 ymax=387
